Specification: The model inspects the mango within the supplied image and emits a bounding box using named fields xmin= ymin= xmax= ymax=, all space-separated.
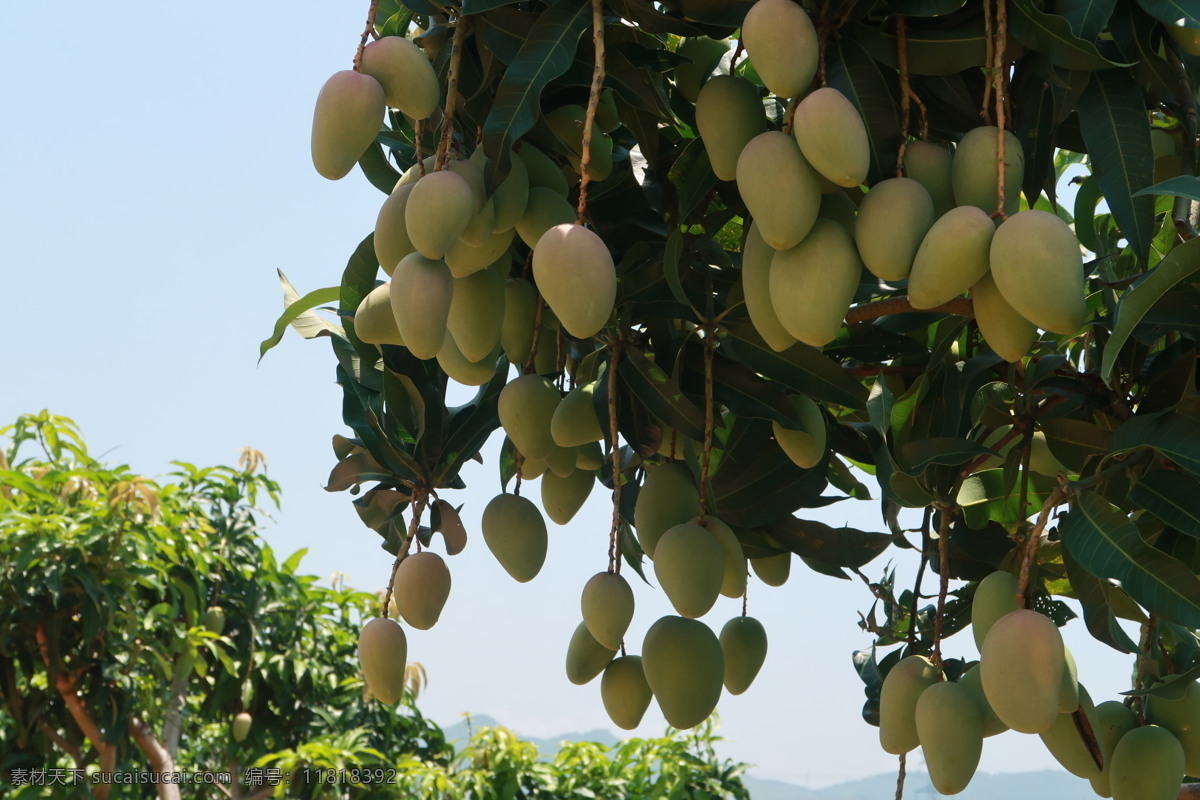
xmin=469 ymin=147 xmax=530 ymax=233
xmin=232 ymin=712 xmax=252 ymax=743
xmin=692 ymin=515 xmax=747 ymax=599
xmin=952 ymin=126 xmax=1023 ymax=217
xmin=1146 ymin=676 xmax=1200 ymax=777
xmin=498 ymin=374 xmax=561 ymax=459
xmin=519 ymin=453 xmax=548 ymax=480
xmin=818 ymin=189 xmax=859 ymax=233
xmin=719 ymin=616 xmax=767 ymax=694
xmin=1060 ymin=648 xmax=1080 ymax=712
xmin=516 ymin=187 xmax=576 ymax=249
xmin=541 ymin=467 xmax=594 ymax=525
xmin=358 ymin=617 xmax=408 ymax=704
xmin=501 ymin=278 xmax=538 ymax=365
xmin=741 ymin=0 xmax=818 ymax=98
xmin=359 ymin=36 xmax=440 ymax=119
xmin=971 ymin=570 xmax=1019 ymax=651
xmin=1091 ymin=701 xmax=1138 ymax=797
xmin=390 ymin=253 xmax=453 ymax=359
xmin=971 ymin=271 xmax=1038 ymax=362
xmin=518 ymin=143 xmax=570 ymax=197
xmin=532 ymin=224 xmax=616 ymax=339
xmin=444 ymin=268 xmax=505 ymax=363
xmin=1109 ymin=725 xmax=1185 ymax=800
xmin=459 ymin=199 xmax=496 ymax=248
xmin=1040 ymin=685 xmax=1102 ymax=780
xmin=675 ymin=37 xmax=730 ymax=102
xmin=769 ymin=219 xmax=862 ymax=346
xmin=742 ymin=222 xmax=797 ymax=352
xmin=907 ymin=205 xmax=994 ymax=308
xmin=437 ymin=336 xmax=500 ymax=386
xmin=375 ymin=183 xmax=417 ymax=275
xmin=596 ymin=89 xmax=620 ymax=133
xmin=545 ymin=444 xmax=577 ymax=478
xmin=959 ymin=665 xmax=1009 ymax=737
xmin=737 ymin=131 xmax=822 ymax=250
xmin=854 ymin=177 xmax=935 ymax=283
xmin=980 ymin=608 xmax=1065 ymax=733
xmin=642 ymin=616 xmax=724 ymax=729
xmin=533 ymin=322 xmax=559 ymax=375
xmin=750 ymin=551 xmax=791 ymax=586
xmin=601 ymin=655 xmax=653 ymax=730
xmin=904 ymin=140 xmax=956 ymax=216
xmin=397 ymin=156 xmax=486 ymax=208
xmin=406 ymin=170 xmax=475 ymax=259
xmin=695 ymin=76 xmax=767 ymax=181
xmin=565 ymin=620 xmax=617 ymax=685
xmin=771 ymin=394 xmax=826 ymax=469
xmin=655 ymin=522 xmax=725 ymax=618
xmin=481 ymin=493 xmax=548 ymax=582
xmin=793 ymin=88 xmax=869 ymax=188
xmin=634 ymin=462 xmax=700 ymax=557
xmin=916 ymin=681 xmax=984 ymax=795
xmin=204 ymin=606 xmax=226 ymax=635
xmin=391 ymin=551 xmax=451 ymax=630
xmin=990 ymin=210 xmax=1086 ymax=335
xmin=311 ymin=70 xmax=385 ymax=181
xmin=545 ymin=104 xmax=613 ymax=182
xmin=879 ymin=654 xmax=939 ymax=754
xmin=551 ymin=383 xmax=604 ymax=447
xmin=355 ymin=282 xmax=405 ymax=346
xmin=581 ymin=571 xmax=635 ymax=650
xmin=445 ymin=228 xmax=515 ymax=279
xmin=576 ymin=441 xmax=605 ymax=471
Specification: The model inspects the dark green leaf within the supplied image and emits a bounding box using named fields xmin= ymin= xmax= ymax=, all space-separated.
xmin=358 ymin=141 xmax=403 ymax=194
xmin=824 ymin=36 xmax=901 ymax=186
xmin=1134 ymin=0 xmax=1200 ymax=28
xmin=854 ymin=19 xmax=991 ymax=76
xmin=1008 ymin=0 xmax=1131 ymax=69
xmin=765 ymin=516 xmax=891 ymax=570
xmin=1063 ymin=547 xmax=1140 ymax=652
xmin=619 ymin=346 xmax=707 ymax=441
xmin=899 ymin=437 xmax=994 ymax=474
xmin=724 ymin=324 xmax=869 ymax=409
xmin=1055 ymin=0 xmax=1117 ymax=40
xmin=1135 ymin=175 xmax=1200 ymax=202
xmin=1123 ymin=662 xmax=1200 ymax=698
xmin=1039 ymin=417 xmax=1112 ymax=472
xmin=463 ymin=0 xmax=518 ymax=12
xmin=1130 ymin=470 xmax=1200 ymax=538
xmin=957 ymin=469 xmax=1059 ymax=529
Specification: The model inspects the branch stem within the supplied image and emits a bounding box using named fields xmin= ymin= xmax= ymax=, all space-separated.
xmin=577 ymin=0 xmax=607 ymax=223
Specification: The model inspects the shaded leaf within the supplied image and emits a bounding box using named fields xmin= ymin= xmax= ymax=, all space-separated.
xmin=766 ymin=516 xmax=891 ymax=570
xmin=1063 ymin=545 xmax=1140 ymax=652
xmin=724 ymin=324 xmax=869 ymax=409
xmin=1009 ymin=0 xmax=1131 ymax=69
xmin=1134 ymin=175 xmax=1200 ymax=202
xmin=825 ymin=36 xmax=901 ymax=186
xmin=1130 ymin=470 xmax=1200 ymax=538
xmin=1134 ymin=0 xmax=1200 ymax=27
xmin=619 ymin=346 xmax=707 ymax=441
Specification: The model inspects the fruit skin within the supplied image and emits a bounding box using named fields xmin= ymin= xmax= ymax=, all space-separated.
xmin=633 ymin=463 xmax=700 ymax=557
xmin=904 ymin=140 xmax=955 ymax=216
xmin=855 ymin=177 xmax=936 ymax=282
xmin=391 ymin=551 xmax=451 ymax=631
xmin=375 ymin=183 xmax=417 ymax=275
xmin=232 ymin=712 xmax=252 ymax=743
xmin=952 ymin=126 xmax=1023 ymax=217
xmin=541 ymin=467 xmax=593 ymax=525
xmin=566 ymin=620 xmax=617 ymax=685
xmin=691 ymin=515 xmax=747 ymax=599
xmin=601 ymin=656 xmax=653 ymax=730
xmin=654 ymin=522 xmax=725 ymax=618
xmin=642 ymin=616 xmax=724 ymax=729
xmin=771 ymin=395 xmax=826 ymax=469
xmin=917 ymin=681 xmax=984 ymax=795
xmin=1166 ymin=24 xmax=1200 ymax=57
xmin=1090 ymin=701 xmax=1139 ymax=798
xmin=545 ymin=105 xmax=614 ymax=182
xmin=675 ymin=38 xmax=730 ymax=102
xmin=516 ymin=187 xmax=576 ymax=249
xmin=311 ymin=70 xmax=385 ymax=181
xmin=501 ymin=278 xmax=538 ymax=365
xmin=741 ymin=222 xmax=796 ymax=352
xmin=447 ymin=268 xmax=505 ymax=362
xmin=437 ymin=336 xmax=500 ymax=386
xmin=749 ymin=552 xmax=790 ymax=586
xmin=907 ymin=205 xmax=994 ymax=309
xmin=358 ymin=617 xmax=408 ymax=705
xmin=736 ymin=131 xmax=822 ymax=251
xmin=769 ymin=219 xmax=862 ymax=347
xmin=498 ymin=374 xmax=562 ymax=460
xmin=532 ymin=224 xmax=616 ymax=339
xmin=1059 ymin=648 xmax=1080 ymax=713
xmin=971 ymin=570 xmax=1019 ymax=651
xmin=1109 ymin=725 xmax=1185 ymax=800
xmin=980 ymin=609 xmax=1065 ymax=734
xmin=446 ymin=227 xmax=515 ymax=279
xmin=719 ymin=616 xmax=767 ymax=695
xmin=203 ymin=606 xmax=226 ymax=635
xmin=518 ymin=143 xmax=569 ymax=197
xmin=575 ymin=441 xmax=604 ymax=470
xmin=879 ymin=655 xmax=939 ymax=754
xmin=406 ymin=170 xmax=476 ymax=260
xmin=1146 ymin=675 xmax=1200 ymax=777
xmin=793 ymin=88 xmax=869 ymax=187
xmin=469 ymin=147 xmax=530 ymax=233
xmin=1040 ymin=685 xmax=1102 ymax=780
xmin=359 ymin=36 xmax=440 ymax=119
xmin=740 ymin=0 xmax=818 ymax=98
xmin=480 ymin=493 xmax=548 ymax=583
xmin=990 ymin=210 xmax=1086 ymax=335
xmin=551 ymin=383 xmax=604 ymax=447
xmin=389 ymin=253 xmax=454 ymax=359
xmin=959 ymin=665 xmax=1009 ymax=737
xmin=971 ymin=271 xmax=1038 ymax=362
xmin=581 ymin=572 xmax=635 ymax=650
xmin=355 ymin=282 xmax=405 ymax=346
xmin=695 ymin=76 xmax=767 ymax=181
xmin=544 ymin=445 xmax=576 ymax=479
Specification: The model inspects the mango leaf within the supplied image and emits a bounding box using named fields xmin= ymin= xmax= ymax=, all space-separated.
xmin=898 ymin=437 xmax=994 ymax=474
xmin=1134 ymin=0 xmax=1200 ymax=27
xmin=1109 ymin=412 xmax=1200 ymax=478
xmin=957 ymin=469 xmax=1058 ymax=530
xmin=358 ymin=141 xmax=403 ymax=194
xmin=1134 ymin=175 xmax=1200 ymax=202
xmin=765 ymin=516 xmax=891 ymax=570
xmin=708 ymin=353 xmax=798 ymax=426
xmin=1073 ymin=175 xmax=1103 ymax=253
xmin=1055 ymin=0 xmax=1117 ymax=40
xmin=854 ymin=19 xmax=991 ymax=76
xmin=1063 ymin=547 xmax=1139 ymax=652
xmin=1061 ymin=489 xmax=1200 ymax=628
xmin=1123 ymin=662 xmax=1200 ymax=698
xmin=259 ymin=272 xmax=341 ymax=361
xmin=824 ymin=36 xmax=901 ymax=186
xmin=463 ymin=0 xmax=519 ymax=12
xmin=888 ymin=0 xmax=967 ymax=15
xmin=1130 ymin=470 xmax=1200 ymax=538
xmin=1040 ymin=417 xmax=1112 ymax=472
xmin=1008 ymin=0 xmax=1131 ymax=70
xmin=1078 ymin=69 xmax=1155 ymax=266
xmin=619 ymin=346 xmax=707 ymax=441
xmin=724 ymin=324 xmax=869 ymax=409
xmin=1013 ymin=60 xmax=1058 ymax=208
xmin=1102 ymin=238 xmax=1200 ymax=383
xmin=432 ymin=499 xmax=468 ymax=555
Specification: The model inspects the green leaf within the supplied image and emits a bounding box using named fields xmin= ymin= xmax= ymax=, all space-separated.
xmin=1135 ymin=175 xmax=1200 ymax=202
xmin=824 ymin=36 xmax=901 ymax=186
xmin=259 ymin=273 xmax=341 ymax=361
xmin=1078 ymin=69 xmax=1155 ymax=266
xmin=765 ymin=516 xmax=891 ymax=570
xmin=854 ymin=19 xmax=992 ymax=76
xmin=619 ymin=346 xmax=707 ymax=441
xmin=1061 ymin=489 xmax=1200 ymax=628
xmin=1055 ymin=0 xmax=1117 ymax=40
xmin=899 ymin=437 xmax=993 ymax=474
xmin=358 ymin=141 xmax=403 ymax=194
xmin=1102 ymin=238 xmax=1200 ymax=383
xmin=1130 ymin=470 xmax=1200 ymax=538
xmin=1039 ymin=417 xmax=1112 ymax=472
xmin=1008 ymin=0 xmax=1131 ymax=69
xmin=1109 ymin=411 xmax=1200 ymax=478
xmin=1073 ymin=175 xmax=1103 ymax=253
xmin=957 ymin=469 xmax=1059 ymax=530
xmin=1063 ymin=547 xmax=1139 ymax=652
xmin=723 ymin=324 xmax=869 ymax=409
xmin=1134 ymin=0 xmax=1200 ymax=27
xmin=463 ymin=0 xmax=519 ymax=12
xmin=1123 ymin=662 xmax=1200 ymax=698
xmin=886 ymin=0 xmax=967 ymax=16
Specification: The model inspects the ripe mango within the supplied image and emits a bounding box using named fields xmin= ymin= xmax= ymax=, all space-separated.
xmin=545 ymin=444 xmax=577 ymax=478
xmin=971 ymin=272 xmax=1038 ymax=362
xmin=793 ymin=88 xmax=869 ymax=188
xmin=516 ymin=187 xmax=576 ymax=249
xmin=771 ymin=394 xmax=826 ymax=469
xmin=980 ymin=609 xmax=1065 ymax=734
xmin=675 ymin=37 xmax=729 ymax=102
xmin=601 ymin=655 xmax=653 ymax=730
xmin=406 ymin=170 xmax=475 ymax=259
xmin=576 ymin=441 xmax=604 ymax=471
xmin=692 ymin=515 xmax=747 ymax=599
xmin=481 ymin=493 xmax=548 ymax=582
xmin=719 ymin=616 xmax=767 ymax=695
xmin=904 ymin=140 xmax=955 ymax=216
xmin=695 ymin=76 xmax=767 ymax=181
xmin=634 ymin=463 xmax=700 ymax=557
xmin=551 ymin=383 xmax=604 ymax=447
xmin=971 ymin=570 xmax=1019 ymax=651
xmin=311 ymin=70 xmax=385 ymax=181
xmin=1090 ymin=701 xmax=1138 ymax=797
xmin=469 ymin=147 xmax=529 ymax=233
xmin=498 ymin=374 xmax=561 ymax=459
xmin=1146 ymin=676 xmax=1200 ymax=777
xmin=518 ymin=143 xmax=570 ymax=197
xmin=642 ymin=616 xmax=724 ymax=729
xmin=581 ymin=571 xmax=635 ymax=650
xmin=232 ymin=712 xmax=252 ymax=743
xmin=959 ymin=665 xmax=1009 ymax=737
xmin=990 ymin=210 xmax=1086 ymax=335
xmin=854 ymin=177 xmax=935 ymax=282
xmin=916 ymin=681 xmax=984 ymax=795
xmin=446 ymin=268 xmax=505 ymax=362
xmin=446 ymin=228 xmax=515 ymax=278
xmin=741 ymin=0 xmax=818 ymax=98
xmin=437 ymin=336 xmax=500 ymax=386
xmin=392 ymin=551 xmax=451 ymax=630
xmin=879 ymin=654 xmax=939 ymax=754
xmin=459 ymin=199 xmax=496 ymax=248
xmin=566 ymin=620 xmax=617 ymax=685
xmin=769 ymin=218 xmax=862 ymax=346
xmin=655 ymin=522 xmax=725 ymax=618
xmin=532 ymin=224 xmax=616 ymax=339
xmin=501 ymin=278 xmax=538 ymax=365
xmin=541 ymin=467 xmax=593 ymax=525
xmin=390 ymin=253 xmax=453 ymax=359
xmin=355 ymin=282 xmax=405 ymax=346
xmin=741 ymin=222 xmax=797 ymax=352
xmin=358 ymin=617 xmax=408 ymax=705
xmin=749 ymin=551 xmax=790 ymax=586
xmin=375 ymin=183 xmax=417 ymax=275
xmin=952 ymin=126 xmax=1023 ymax=217
xmin=359 ymin=36 xmax=440 ymax=119
xmin=1040 ymin=685 xmax=1102 ymax=780
xmin=908 ymin=205 xmax=994 ymax=308
xmin=737 ymin=131 xmax=821 ymax=250
xmin=1109 ymin=725 xmax=1185 ymax=800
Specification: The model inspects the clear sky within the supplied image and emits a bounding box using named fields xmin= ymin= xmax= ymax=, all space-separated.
xmin=0 ymin=1 xmax=1139 ymax=790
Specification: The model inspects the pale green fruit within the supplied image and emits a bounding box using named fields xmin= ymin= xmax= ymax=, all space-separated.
xmin=959 ymin=665 xmax=1009 ymax=737
xmin=390 ymin=253 xmax=453 ymax=359
xmin=447 ymin=268 xmax=505 ymax=362
xmin=719 ymin=616 xmax=767 ymax=695
xmin=1109 ymin=725 xmax=1185 ymax=800
xmin=406 ymin=170 xmax=475 ymax=259
xmin=1090 ymin=701 xmax=1138 ymax=797
xmin=532 ymin=321 xmax=559 ymax=375
xmin=741 ymin=0 xmax=818 ymax=98
xmin=311 ymin=70 xmax=385 ymax=181
xmin=633 ymin=462 xmax=700 ymax=557
xmin=581 ymin=571 xmax=635 ymax=650
xmin=375 ymin=183 xmax=417 ymax=275
xmin=971 ymin=570 xmax=1019 ymax=651
xmin=655 ymin=522 xmax=724 ymax=618
xmin=516 ymin=187 xmax=576 ymax=249
xmin=1146 ymin=675 xmax=1200 ymax=776
xmin=596 ymin=89 xmax=620 ymax=133
xmin=854 ymin=177 xmax=935 ymax=282
xmin=545 ymin=444 xmax=577 ymax=478
xmin=518 ymin=143 xmax=570 ymax=197
xmin=695 ymin=76 xmax=767 ymax=181
xmin=980 ymin=609 xmax=1065 ymax=733
xmin=437 ymin=335 xmax=500 ymax=386
xmin=575 ymin=441 xmax=604 ymax=471
xmin=566 ymin=620 xmax=617 ymax=685
xmin=232 ymin=712 xmax=252 ymax=743
xmin=519 ymin=454 xmax=548 ymax=480
xmin=749 ymin=552 xmax=790 ymax=586
xmin=546 ymin=105 xmax=614 ymax=182
xmin=742 ymin=222 xmax=796 ymax=352
xmin=904 ymin=140 xmax=955 ymax=216
xmin=532 ymin=224 xmax=616 ymax=339
xmin=359 ymin=36 xmax=439 ymax=118
xmin=459 ymin=199 xmax=496 ymax=248
xmin=204 ymin=606 xmax=226 ymax=635
xmin=602 ymin=656 xmax=653 ymax=730
xmin=736 ymin=131 xmax=821 ymax=251
xmin=1040 ymin=685 xmax=1102 ymax=780
xmin=916 ymin=681 xmax=984 ymax=795
xmin=769 ymin=219 xmax=862 ymax=346
xmin=501 ymin=278 xmax=538 ymax=365
xmin=990 ymin=210 xmax=1086 ymax=335
xmin=1060 ymin=648 xmax=1080 ymax=712
xmin=675 ymin=38 xmax=730 ymax=102
xmin=952 ymin=126 xmax=1023 ymax=217
xmin=542 ymin=467 xmax=593 ymax=524
xmin=391 ymin=551 xmax=451 ymax=630
xmin=469 ymin=147 xmax=530 ymax=233
xmin=397 ymin=156 xmax=485 ymax=208
xmin=642 ymin=616 xmax=724 ymax=729
xmin=358 ymin=617 xmax=408 ymax=705
xmin=356 ymin=282 xmax=405 ymax=346
xmin=481 ymin=493 xmax=548 ymax=582
xmin=879 ymin=654 xmax=939 ymax=754
xmin=771 ymin=395 xmax=826 ymax=469
xmin=446 ymin=228 xmax=515 ymax=279
xmin=691 ymin=515 xmax=747 ymax=599
xmin=908 ymin=205 xmax=994 ymax=308
xmin=971 ymin=272 xmax=1038 ymax=362
xmin=551 ymin=383 xmax=604 ymax=447
xmin=793 ymin=88 xmax=869 ymax=188
xmin=498 ymin=374 xmax=561 ymax=459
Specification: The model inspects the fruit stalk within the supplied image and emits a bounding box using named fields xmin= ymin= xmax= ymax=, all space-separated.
xmin=932 ymin=505 xmax=953 ymax=670
xmin=606 ymin=339 xmax=623 ymax=574
xmin=434 ymin=16 xmax=471 ymax=172
xmin=381 ymin=488 xmax=429 ymax=617
xmin=353 ymin=0 xmax=382 ymax=72
xmin=576 ymin=0 xmax=607 ymax=223
xmin=894 ymin=752 xmax=906 ymax=800
xmin=895 ymin=16 xmax=911 ymax=177
xmin=1016 ymin=481 xmax=1068 ymax=609
xmin=697 ymin=326 xmax=715 ymax=525
xmin=844 ymin=296 xmax=972 ymax=326
xmin=992 ymin=0 xmax=1010 ymax=219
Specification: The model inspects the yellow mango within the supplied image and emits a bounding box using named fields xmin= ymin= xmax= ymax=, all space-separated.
xmin=769 ymin=219 xmax=862 ymax=346
xmin=481 ymin=493 xmax=548 ymax=582
xmin=971 ymin=272 xmax=1038 ymax=362
xmin=855 ymin=177 xmax=935 ymax=282
xmin=879 ymin=654 xmax=939 ymax=754
xmin=793 ymin=88 xmax=869 ymax=188
xmin=719 ymin=616 xmax=767 ymax=695
xmin=358 ymin=617 xmax=408 ymax=704
xmin=980 ymin=609 xmax=1065 ymax=733
xmin=405 ymin=170 xmax=475 ymax=259
xmin=916 ymin=681 xmax=984 ymax=795
xmin=908 ymin=205 xmax=994 ymax=308
xmin=359 ymin=36 xmax=440 ymax=119
xmin=654 ymin=522 xmax=725 ymax=618
xmin=990 ymin=210 xmax=1086 ymax=335
xmin=771 ymin=394 xmax=826 ymax=469
xmin=741 ymin=0 xmax=818 ymax=98
xmin=581 ymin=571 xmax=635 ymax=650
xmin=498 ymin=374 xmax=561 ymax=459
xmin=952 ymin=126 xmax=1023 ymax=217
xmin=389 ymin=253 xmax=454 ymax=359
xmin=741 ymin=222 xmax=797 ymax=352
xmin=634 ymin=462 xmax=700 ymax=557
xmin=311 ymin=70 xmax=385 ymax=181
xmin=737 ymin=131 xmax=822 ymax=250
xmin=642 ymin=616 xmax=724 ymax=729
xmin=391 ymin=551 xmax=451 ymax=631
xmin=532 ymin=224 xmax=616 ymax=339
xmin=374 ymin=182 xmax=417 ymax=275
xmin=601 ymin=655 xmax=653 ymax=730
xmin=695 ymin=75 xmax=767 ymax=181
xmin=355 ymin=282 xmax=405 ymax=346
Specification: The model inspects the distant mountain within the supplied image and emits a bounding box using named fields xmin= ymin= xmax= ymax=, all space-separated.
xmin=441 ymin=714 xmax=620 ymax=755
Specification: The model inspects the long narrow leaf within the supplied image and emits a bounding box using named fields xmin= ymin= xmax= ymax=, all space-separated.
xmin=259 ymin=273 xmax=341 ymax=361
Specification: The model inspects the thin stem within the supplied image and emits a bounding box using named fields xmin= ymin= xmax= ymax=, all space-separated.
xmin=576 ymin=0 xmax=607 ymax=223
xmin=415 ymin=118 xmax=426 ymax=177
xmin=607 ymin=340 xmax=624 ymax=573
xmin=523 ymin=296 xmax=546 ymax=375
xmin=981 ymin=0 xmax=994 ymax=124
xmin=1016 ymin=482 xmax=1068 ymax=608
xmin=434 ymin=17 xmax=470 ymax=172
xmin=909 ymin=507 xmax=932 ymax=645
xmin=845 ymin=296 xmax=973 ymax=326
xmin=742 ymin=585 xmax=748 ymax=617
xmin=697 ymin=325 xmax=716 ymax=525
xmin=894 ymin=753 xmax=907 ymax=800
xmin=931 ymin=506 xmax=954 ymax=671
xmin=896 ymin=16 xmax=911 ymax=177
xmin=353 ymin=0 xmax=382 ymax=72
xmin=993 ymin=0 xmax=1010 ymax=219
xmin=381 ymin=489 xmax=429 ymax=617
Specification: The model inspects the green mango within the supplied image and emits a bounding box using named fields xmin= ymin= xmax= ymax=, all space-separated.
xmin=311 ymin=70 xmax=385 ymax=181
xmin=581 ymin=571 xmax=634 ymax=650
xmin=359 ymin=36 xmax=440 ymax=119
xmin=907 ymin=205 xmax=994 ymax=309
xmin=980 ymin=609 xmax=1065 ymax=734
xmin=481 ymin=493 xmax=548 ymax=582
xmin=541 ymin=467 xmax=593 ymax=525
xmin=793 ymin=88 xmax=869 ymax=188
xmin=358 ymin=617 xmax=408 ymax=705
xmin=740 ymin=0 xmax=818 ymax=98
xmin=633 ymin=463 xmax=700 ymax=557
xmin=854 ymin=177 xmax=935 ymax=282
xmin=642 ymin=616 xmax=724 ymax=729
xmin=736 ymin=131 xmax=821 ymax=251
xmin=719 ymin=616 xmax=767 ymax=695
xmin=971 ymin=570 xmax=1019 ymax=651
xmin=565 ymin=620 xmax=617 ymax=685
xmin=498 ymin=374 xmax=561 ymax=459
xmin=916 ymin=681 xmax=984 ymax=795
xmin=879 ymin=655 xmax=939 ymax=754
xmin=991 ymin=210 xmax=1086 ymax=335
xmin=654 ymin=522 xmax=725 ymax=619
xmin=1109 ymin=725 xmax=1185 ymax=800
xmin=391 ymin=551 xmax=451 ymax=631
xmin=695 ymin=76 xmax=766 ymax=181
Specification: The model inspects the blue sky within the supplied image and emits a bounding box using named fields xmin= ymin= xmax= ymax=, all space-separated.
xmin=0 ymin=1 xmax=1138 ymax=789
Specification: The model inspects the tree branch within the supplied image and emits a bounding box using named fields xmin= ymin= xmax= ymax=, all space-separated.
xmin=36 ymin=718 xmax=83 ymax=766
xmin=161 ymin=653 xmax=191 ymax=759
xmin=845 ymin=296 xmax=973 ymax=326
xmin=1180 ymin=784 xmax=1200 ymax=800
xmin=129 ymin=716 xmax=181 ymax=800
